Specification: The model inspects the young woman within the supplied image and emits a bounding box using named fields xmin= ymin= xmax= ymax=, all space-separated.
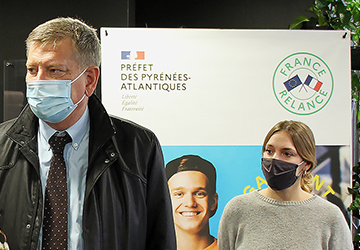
xmin=218 ymin=120 xmax=352 ymax=250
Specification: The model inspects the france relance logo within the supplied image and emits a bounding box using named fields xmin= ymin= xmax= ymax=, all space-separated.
xmin=273 ymin=52 xmax=333 ymax=115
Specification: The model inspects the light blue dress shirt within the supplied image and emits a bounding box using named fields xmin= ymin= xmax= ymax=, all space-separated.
xmin=37 ymin=107 xmax=90 ymax=250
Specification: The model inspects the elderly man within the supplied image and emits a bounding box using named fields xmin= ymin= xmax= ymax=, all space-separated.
xmin=0 ymin=17 xmax=175 ymax=250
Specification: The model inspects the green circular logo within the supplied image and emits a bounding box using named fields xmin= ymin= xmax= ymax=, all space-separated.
xmin=273 ymin=52 xmax=333 ymax=115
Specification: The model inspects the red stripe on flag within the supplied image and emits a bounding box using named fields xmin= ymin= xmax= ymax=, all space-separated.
xmin=135 ymin=51 xmax=145 ymax=60
xmin=314 ymin=81 xmax=322 ymax=91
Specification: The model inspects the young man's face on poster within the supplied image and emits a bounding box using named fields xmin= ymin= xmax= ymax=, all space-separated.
xmin=168 ymin=171 xmax=217 ymax=233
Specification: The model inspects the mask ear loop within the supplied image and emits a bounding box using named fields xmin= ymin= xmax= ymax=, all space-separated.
xmin=74 ymin=94 xmax=86 ymax=106
xmin=296 ymin=161 xmax=305 ymax=177
xmin=68 ymin=67 xmax=88 ymax=85
xmin=69 ymin=68 xmax=88 ymax=107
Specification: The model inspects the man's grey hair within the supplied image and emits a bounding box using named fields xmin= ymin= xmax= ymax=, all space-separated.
xmin=26 ymin=17 xmax=101 ymax=68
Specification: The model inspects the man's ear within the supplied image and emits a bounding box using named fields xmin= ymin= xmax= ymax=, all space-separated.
xmin=210 ymin=193 xmax=219 ymax=211
xmin=84 ymin=66 xmax=100 ymax=97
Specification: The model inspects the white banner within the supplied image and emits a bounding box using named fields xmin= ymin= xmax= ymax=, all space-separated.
xmin=101 ymin=28 xmax=351 ymax=146
xmin=101 ymin=28 xmax=352 ymax=237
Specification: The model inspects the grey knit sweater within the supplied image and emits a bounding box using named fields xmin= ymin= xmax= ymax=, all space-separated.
xmin=218 ymin=190 xmax=353 ymax=250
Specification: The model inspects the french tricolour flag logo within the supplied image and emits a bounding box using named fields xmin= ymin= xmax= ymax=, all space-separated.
xmin=121 ymin=51 xmax=145 ymax=60
xmin=304 ymin=75 xmax=323 ymax=92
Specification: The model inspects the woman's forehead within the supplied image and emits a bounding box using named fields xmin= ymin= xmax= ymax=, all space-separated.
xmin=267 ymin=131 xmax=296 ymax=149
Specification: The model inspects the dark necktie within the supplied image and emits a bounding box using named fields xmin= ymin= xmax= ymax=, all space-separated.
xmin=42 ymin=131 xmax=72 ymax=250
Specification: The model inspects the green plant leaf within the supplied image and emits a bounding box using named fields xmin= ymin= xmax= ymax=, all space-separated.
xmin=318 ymin=14 xmax=328 ymax=26
xmin=355 ymin=235 xmax=360 ymax=242
xmin=315 ymin=0 xmax=329 ymax=10
xmin=348 ymin=187 xmax=357 ymax=195
xmin=307 ymin=7 xmax=316 ymax=14
xmin=289 ymin=15 xmax=310 ymax=29
xmin=352 ymin=72 xmax=360 ymax=93
xmin=354 ymin=199 xmax=360 ymax=208
xmin=348 ymin=198 xmax=360 ymax=211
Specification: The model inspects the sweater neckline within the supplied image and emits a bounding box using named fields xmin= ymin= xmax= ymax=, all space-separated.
xmin=254 ymin=190 xmax=317 ymax=206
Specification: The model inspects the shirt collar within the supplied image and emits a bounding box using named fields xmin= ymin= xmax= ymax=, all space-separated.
xmin=38 ymin=106 xmax=90 ymax=151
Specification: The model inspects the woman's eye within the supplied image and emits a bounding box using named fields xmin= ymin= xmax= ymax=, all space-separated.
xmin=265 ymin=149 xmax=273 ymax=155
xmin=284 ymin=152 xmax=294 ymax=157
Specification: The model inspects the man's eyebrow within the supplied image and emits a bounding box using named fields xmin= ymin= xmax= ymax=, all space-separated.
xmin=47 ymin=63 xmax=68 ymax=68
xmin=26 ymin=62 xmax=36 ymax=67
xmin=170 ymin=186 xmax=207 ymax=191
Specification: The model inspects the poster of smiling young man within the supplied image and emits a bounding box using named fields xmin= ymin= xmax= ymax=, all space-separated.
xmin=100 ymin=28 xmax=352 ymax=243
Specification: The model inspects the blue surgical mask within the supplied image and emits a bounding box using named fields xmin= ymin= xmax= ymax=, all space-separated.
xmin=26 ymin=68 xmax=87 ymax=123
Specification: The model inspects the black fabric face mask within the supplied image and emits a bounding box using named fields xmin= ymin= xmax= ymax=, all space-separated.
xmin=261 ymin=158 xmax=304 ymax=191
